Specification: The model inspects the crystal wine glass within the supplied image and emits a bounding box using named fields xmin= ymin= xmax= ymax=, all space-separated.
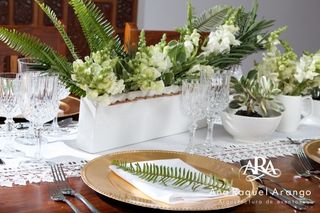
xmin=0 ymin=73 xmax=24 ymax=158
xmin=18 ymin=72 xmax=59 ymax=165
xmin=181 ymin=79 xmax=207 ymax=153
xmin=15 ymin=58 xmax=47 ymax=145
xmin=45 ymin=81 xmax=70 ymax=137
xmin=202 ymin=70 xmax=231 ymax=147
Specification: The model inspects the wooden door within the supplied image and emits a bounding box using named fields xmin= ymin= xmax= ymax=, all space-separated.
xmin=0 ymin=0 xmax=137 ymax=73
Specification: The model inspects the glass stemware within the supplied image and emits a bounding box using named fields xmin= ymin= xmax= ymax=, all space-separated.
xmin=202 ymin=70 xmax=231 ymax=147
xmin=181 ymin=79 xmax=207 ymax=153
xmin=15 ymin=58 xmax=48 ymax=145
xmin=45 ymin=81 xmax=70 ymax=137
xmin=18 ymin=72 xmax=59 ymax=165
xmin=0 ymin=73 xmax=24 ymax=158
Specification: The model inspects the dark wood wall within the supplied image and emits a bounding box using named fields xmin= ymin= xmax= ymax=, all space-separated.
xmin=0 ymin=0 xmax=138 ymax=73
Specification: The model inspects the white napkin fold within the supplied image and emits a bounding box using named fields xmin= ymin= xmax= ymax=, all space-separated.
xmin=109 ymin=158 xmax=240 ymax=204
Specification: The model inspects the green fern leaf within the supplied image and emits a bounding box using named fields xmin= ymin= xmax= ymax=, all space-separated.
xmin=35 ymin=0 xmax=79 ymax=60
xmin=0 ymin=27 xmax=85 ymax=97
xmin=192 ymin=5 xmax=230 ymax=32
xmin=69 ymin=0 xmax=125 ymax=57
xmin=112 ymin=160 xmax=232 ymax=193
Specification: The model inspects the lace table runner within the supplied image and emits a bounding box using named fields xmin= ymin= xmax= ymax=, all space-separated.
xmin=0 ymin=159 xmax=87 ymax=187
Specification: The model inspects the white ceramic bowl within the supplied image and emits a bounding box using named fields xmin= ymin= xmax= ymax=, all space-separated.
xmin=221 ymin=111 xmax=282 ymax=142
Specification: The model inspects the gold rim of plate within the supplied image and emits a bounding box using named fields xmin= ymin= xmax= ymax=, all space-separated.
xmin=304 ymin=140 xmax=320 ymax=164
xmin=81 ymin=150 xmax=257 ymax=211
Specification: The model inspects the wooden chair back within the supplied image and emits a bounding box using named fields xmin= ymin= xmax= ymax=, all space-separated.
xmin=124 ymin=22 xmax=180 ymax=52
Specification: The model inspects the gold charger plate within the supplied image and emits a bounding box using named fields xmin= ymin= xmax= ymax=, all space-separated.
xmin=304 ymin=140 xmax=320 ymax=164
xmin=58 ymin=96 xmax=80 ymax=118
xmin=81 ymin=150 xmax=257 ymax=211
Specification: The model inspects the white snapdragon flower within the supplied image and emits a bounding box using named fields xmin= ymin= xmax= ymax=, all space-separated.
xmin=202 ymin=24 xmax=240 ymax=55
xmin=184 ymin=40 xmax=194 ymax=57
xmin=295 ymin=54 xmax=319 ymax=83
xmin=183 ymin=29 xmax=201 ymax=57
xmin=149 ymin=46 xmax=172 ymax=72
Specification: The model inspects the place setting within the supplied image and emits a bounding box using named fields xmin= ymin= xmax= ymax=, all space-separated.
xmin=0 ymin=0 xmax=320 ymax=212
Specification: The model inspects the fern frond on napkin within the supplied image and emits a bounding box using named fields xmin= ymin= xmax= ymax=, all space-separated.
xmin=112 ymin=159 xmax=232 ymax=193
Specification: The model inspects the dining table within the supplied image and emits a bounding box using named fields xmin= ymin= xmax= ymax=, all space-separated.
xmin=0 ymin=119 xmax=320 ymax=213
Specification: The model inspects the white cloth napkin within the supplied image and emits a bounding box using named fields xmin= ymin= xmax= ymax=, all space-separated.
xmin=109 ymin=158 xmax=240 ymax=204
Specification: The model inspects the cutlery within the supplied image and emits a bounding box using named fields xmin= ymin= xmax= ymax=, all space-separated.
xmin=261 ymin=176 xmax=314 ymax=205
xmin=293 ymin=160 xmax=320 ymax=181
xmin=48 ymin=183 xmax=81 ymax=213
xmin=240 ymin=160 xmax=307 ymax=211
xmin=50 ymin=164 xmax=100 ymax=213
xmin=296 ymin=147 xmax=320 ymax=175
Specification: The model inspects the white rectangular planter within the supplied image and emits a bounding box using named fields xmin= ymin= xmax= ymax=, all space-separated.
xmin=76 ymin=95 xmax=191 ymax=153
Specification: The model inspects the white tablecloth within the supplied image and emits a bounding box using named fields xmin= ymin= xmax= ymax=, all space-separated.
xmin=0 ymin=118 xmax=320 ymax=187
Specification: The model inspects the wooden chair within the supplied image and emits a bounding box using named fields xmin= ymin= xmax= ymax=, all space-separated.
xmin=124 ymin=22 xmax=181 ymax=52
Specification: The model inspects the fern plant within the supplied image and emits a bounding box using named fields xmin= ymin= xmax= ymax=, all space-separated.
xmin=112 ymin=160 xmax=232 ymax=193
xmin=0 ymin=0 xmax=125 ymax=97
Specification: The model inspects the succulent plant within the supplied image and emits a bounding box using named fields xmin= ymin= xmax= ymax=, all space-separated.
xmin=229 ymin=70 xmax=283 ymax=117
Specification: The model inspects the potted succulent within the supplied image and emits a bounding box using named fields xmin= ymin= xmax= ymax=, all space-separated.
xmin=221 ymin=70 xmax=283 ymax=142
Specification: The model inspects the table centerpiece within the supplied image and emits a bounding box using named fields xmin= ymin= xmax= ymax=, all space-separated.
xmin=0 ymin=0 xmax=274 ymax=152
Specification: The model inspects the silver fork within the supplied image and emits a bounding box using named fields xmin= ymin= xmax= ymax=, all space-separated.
xmin=48 ymin=183 xmax=81 ymax=213
xmin=297 ymin=147 xmax=320 ymax=175
xmin=50 ymin=164 xmax=100 ymax=213
xmin=293 ymin=159 xmax=320 ymax=181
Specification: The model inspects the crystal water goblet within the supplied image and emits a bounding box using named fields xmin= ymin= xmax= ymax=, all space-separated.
xmin=0 ymin=73 xmax=24 ymax=158
xmin=18 ymin=72 xmax=59 ymax=166
xmin=202 ymin=70 xmax=231 ymax=147
xmin=181 ymin=79 xmax=207 ymax=153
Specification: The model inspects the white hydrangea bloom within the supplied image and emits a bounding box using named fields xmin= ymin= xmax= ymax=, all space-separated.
xmin=202 ymin=24 xmax=240 ymax=56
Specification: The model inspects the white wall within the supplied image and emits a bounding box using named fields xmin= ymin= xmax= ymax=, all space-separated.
xmin=137 ymin=0 xmax=320 ymax=71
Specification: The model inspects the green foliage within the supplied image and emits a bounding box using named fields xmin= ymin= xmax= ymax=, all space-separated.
xmin=191 ymin=5 xmax=231 ymax=32
xmin=112 ymin=160 xmax=232 ymax=193
xmin=207 ymin=0 xmax=274 ymax=69
xmin=68 ymin=0 xmax=125 ymax=57
xmin=35 ymin=0 xmax=79 ymax=60
xmin=230 ymin=70 xmax=283 ymax=117
xmin=0 ymin=27 xmax=85 ymax=96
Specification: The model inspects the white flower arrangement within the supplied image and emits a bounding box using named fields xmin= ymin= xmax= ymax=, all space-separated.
xmin=71 ymin=49 xmax=125 ymax=104
xmin=255 ymin=27 xmax=320 ymax=96
xmin=0 ymin=0 xmax=274 ymax=105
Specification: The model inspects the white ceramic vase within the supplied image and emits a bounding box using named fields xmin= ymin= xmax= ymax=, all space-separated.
xmin=276 ymin=95 xmax=313 ymax=133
